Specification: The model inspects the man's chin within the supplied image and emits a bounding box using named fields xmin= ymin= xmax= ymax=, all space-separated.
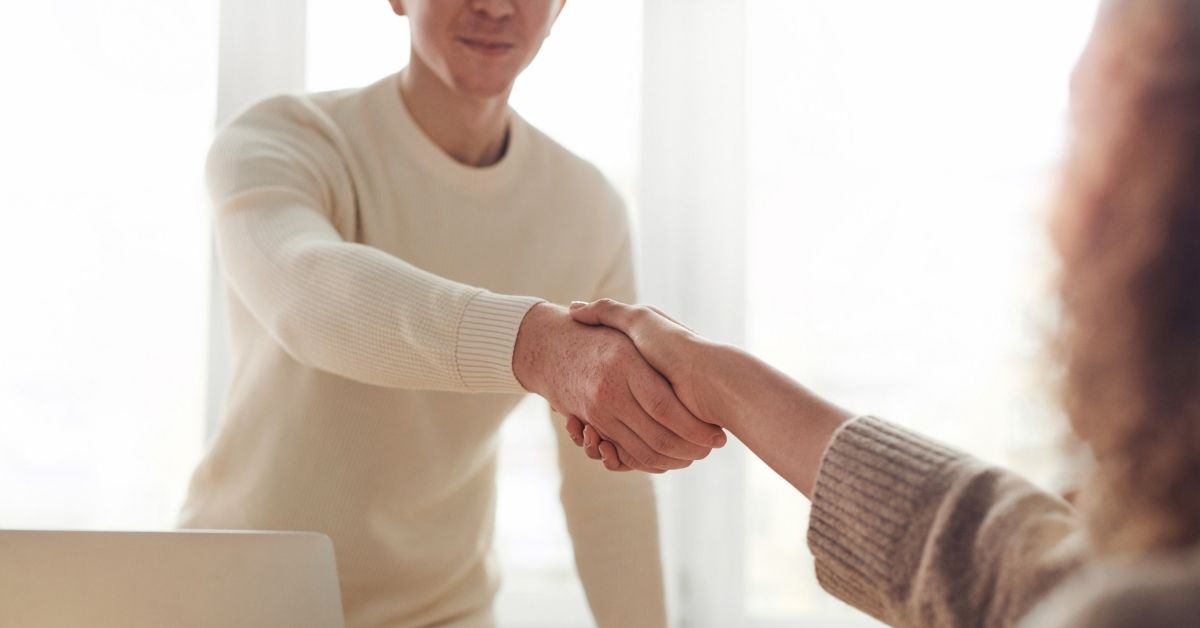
xmin=458 ymin=79 xmax=516 ymax=100
xmin=446 ymin=67 xmax=519 ymax=100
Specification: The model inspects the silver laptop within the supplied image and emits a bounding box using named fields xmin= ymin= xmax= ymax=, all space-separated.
xmin=0 ymin=530 xmax=346 ymax=628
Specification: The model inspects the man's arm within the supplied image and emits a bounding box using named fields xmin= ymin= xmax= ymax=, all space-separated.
xmin=211 ymin=99 xmax=720 ymax=468
xmin=216 ymin=192 xmax=542 ymax=392
xmin=210 ymin=97 xmax=539 ymax=393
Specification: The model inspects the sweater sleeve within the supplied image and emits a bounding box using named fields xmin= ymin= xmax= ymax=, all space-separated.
xmin=556 ymin=217 xmax=668 ymax=628
xmin=207 ymin=97 xmax=543 ymax=392
xmin=807 ymin=416 xmax=1089 ymax=628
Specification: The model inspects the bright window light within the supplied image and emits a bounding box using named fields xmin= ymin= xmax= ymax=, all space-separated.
xmin=0 ymin=1 xmax=217 ymax=528
xmin=744 ymin=1 xmax=1100 ymax=622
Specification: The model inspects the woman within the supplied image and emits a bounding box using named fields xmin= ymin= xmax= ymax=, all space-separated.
xmin=564 ymin=0 xmax=1200 ymax=625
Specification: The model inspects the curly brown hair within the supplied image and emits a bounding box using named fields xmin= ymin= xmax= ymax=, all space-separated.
xmin=1058 ymin=0 xmax=1200 ymax=556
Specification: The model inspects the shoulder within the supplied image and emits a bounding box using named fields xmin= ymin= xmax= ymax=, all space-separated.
xmin=207 ymin=87 xmax=367 ymax=184
xmin=205 ymin=89 xmax=368 ymax=210
xmin=212 ymin=88 xmax=360 ymax=156
xmin=1023 ymin=549 xmax=1200 ymax=628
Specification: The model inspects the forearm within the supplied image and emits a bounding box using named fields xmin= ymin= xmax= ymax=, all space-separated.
xmin=218 ymin=201 xmax=542 ymax=392
xmin=700 ymin=343 xmax=853 ymax=497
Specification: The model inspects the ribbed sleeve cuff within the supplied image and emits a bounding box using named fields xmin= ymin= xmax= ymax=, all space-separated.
xmin=806 ymin=416 xmax=963 ymax=620
xmin=454 ymin=291 xmax=545 ymax=393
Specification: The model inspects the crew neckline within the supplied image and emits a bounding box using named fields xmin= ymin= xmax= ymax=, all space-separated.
xmin=371 ymin=72 xmax=529 ymax=197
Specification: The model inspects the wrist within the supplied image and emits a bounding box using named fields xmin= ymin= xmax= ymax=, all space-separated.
xmin=512 ymin=302 xmax=565 ymax=394
xmin=701 ymin=343 xmax=754 ymax=430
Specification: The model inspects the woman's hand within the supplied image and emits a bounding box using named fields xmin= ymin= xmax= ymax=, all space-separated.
xmin=563 ymin=298 xmax=852 ymax=493
xmin=564 ymin=299 xmax=727 ymax=471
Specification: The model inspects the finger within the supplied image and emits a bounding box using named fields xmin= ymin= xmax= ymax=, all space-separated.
xmin=569 ymin=298 xmax=638 ymax=333
xmin=582 ymin=424 xmax=602 ymax=460
xmin=598 ymin=441 xmax=637 ymax=472
xmin=618 ymin=383 xmax=714 ymax=459
xmin=604 ymin=440 xmax=654 ymax=472
xmin=585 ymin=425 xmax=633 ymax=468
xmin=589 ymin=427 xmax=635 ymax=471
xmin=565 ymin=415 xmax=585 ymax=447
xmin=612 ymin=441 xmax=638 ymax=471
xmin=597 ymin=440 xmax=622 ymax=471
xmin=631 ymin=372 xmax=727 ymax=450
xmin=589 ymin=406 xmax=693 ymax=472
xmin=622 ymin=440 xmax=681 ymax=473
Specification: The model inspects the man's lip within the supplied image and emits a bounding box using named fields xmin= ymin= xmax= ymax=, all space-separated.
xmin=457 ymin=37 xmax=515 ymax=53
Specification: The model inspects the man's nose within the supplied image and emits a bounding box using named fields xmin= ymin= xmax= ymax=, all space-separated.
xmin=469 ymin=0 xmax=516 ymax=21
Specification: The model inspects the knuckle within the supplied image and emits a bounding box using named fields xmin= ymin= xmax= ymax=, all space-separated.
xmin=585 ymin=377 xmax=612 ymax=406
xmin=646 ymin=392 xmax=675 ymax=423
xmin=600 ymin=340 xmax=632 ymax=365
xmin=647 ymin=431 xmax=674 ymax=455
xmin=631 ymin=447 xmax=661 ymax=470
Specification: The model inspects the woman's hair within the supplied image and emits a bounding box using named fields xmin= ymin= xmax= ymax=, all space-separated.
xmin=1058 ymin=0 xmax=1200 ymax=555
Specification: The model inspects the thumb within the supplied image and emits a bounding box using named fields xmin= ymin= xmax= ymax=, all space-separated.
xmin=569 ymin=299 xmax=634 ymax=333
xmin=568 ymin=300 xmax=601 ymax=325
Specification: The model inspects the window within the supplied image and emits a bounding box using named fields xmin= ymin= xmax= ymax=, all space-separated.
xmin=0 ymin=3 xmax=217 ymax=528
xmin=743 ymin=1 xmax=1101 ymax=623
xmin=2 ymin=2 xmax=1109 ymax=627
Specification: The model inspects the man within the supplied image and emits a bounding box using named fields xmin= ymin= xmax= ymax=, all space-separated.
xmin=179 ymin=1 xmax=725 ymax=627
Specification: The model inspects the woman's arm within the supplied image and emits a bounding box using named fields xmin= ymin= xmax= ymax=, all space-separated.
xmin=567 ymin=299 xmax=1091 ymax=627
xmin=566 ymin=299 xmax=851 ymax=496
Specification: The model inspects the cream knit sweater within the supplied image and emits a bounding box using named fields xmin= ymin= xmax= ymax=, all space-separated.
xmin=810 ymin=416 xmax=1200 ymax=627
xmin=179 ymin=73 xmax=666 ymax=628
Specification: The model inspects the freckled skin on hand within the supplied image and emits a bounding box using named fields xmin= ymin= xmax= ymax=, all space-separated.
xmin=513 ymin=303 xmax=720 ymax=472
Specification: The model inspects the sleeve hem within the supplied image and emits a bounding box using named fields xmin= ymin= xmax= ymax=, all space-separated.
xmin=806 ymin=416 xmax=964 ymax=620
xmin=454 ymin=291 xmax=545 ymax=393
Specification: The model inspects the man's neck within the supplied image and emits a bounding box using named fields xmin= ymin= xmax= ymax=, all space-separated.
xmin=399 ymin=59 xmax=512 ymax=168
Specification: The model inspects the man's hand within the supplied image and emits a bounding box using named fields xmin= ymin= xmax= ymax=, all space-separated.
xmin=564 ymin=299 xmax=729 ymax=470
xmin=568 ymin=300 xmax=725 ymax=421
xmin=513 ymin=303 xmax=726 ymax=473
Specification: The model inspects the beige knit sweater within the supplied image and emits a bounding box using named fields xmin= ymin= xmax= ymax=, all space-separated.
xmin=179 ymin=73 xmax=666 ymax=628
xmin=810 ymin=416 xmax=1200 ymax=627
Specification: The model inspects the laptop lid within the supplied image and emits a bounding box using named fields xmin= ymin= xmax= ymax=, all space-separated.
xmin=0 ymin=529 xmax=346 ymax=628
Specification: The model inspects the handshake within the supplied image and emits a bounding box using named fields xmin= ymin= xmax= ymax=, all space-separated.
xmin=512 ymin=299 xmax=729 ymax=473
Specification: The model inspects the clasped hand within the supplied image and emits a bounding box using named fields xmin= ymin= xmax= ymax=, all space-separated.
xmin=512 ymin=302 xmax=726 ymax=473
xmin=565 ymin=299 xmax=724 ymax=471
